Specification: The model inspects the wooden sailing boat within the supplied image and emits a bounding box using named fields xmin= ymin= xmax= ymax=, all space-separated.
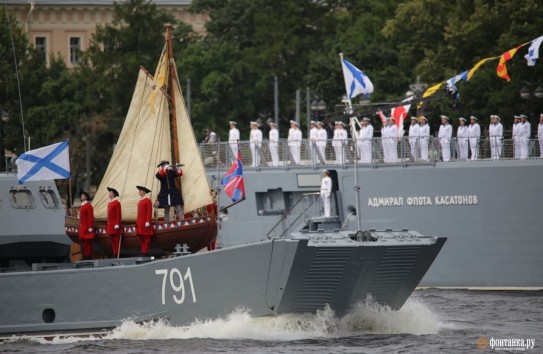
xmin=65 ymin=26 xmax=217 ymax=256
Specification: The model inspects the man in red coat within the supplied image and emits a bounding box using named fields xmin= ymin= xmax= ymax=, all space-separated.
xmin=106 ymin=187 xmax=122 ymax=257
xmin=78 ymin=191 xmax=95 ymax=260
xmin=136 ymin=185 xmax=153 ymax=256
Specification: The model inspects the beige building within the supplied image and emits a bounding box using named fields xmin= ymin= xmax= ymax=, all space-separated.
xmin=4 ymin=0 xmax=207 ymax=67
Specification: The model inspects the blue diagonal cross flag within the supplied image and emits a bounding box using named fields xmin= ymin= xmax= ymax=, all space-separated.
xmin=15 ymin=141 xmax=70 ymax=184
xmin=341 ymin=57 xmax=374 ymax=99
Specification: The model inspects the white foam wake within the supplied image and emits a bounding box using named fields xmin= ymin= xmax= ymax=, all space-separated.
xmin=10 ymin=296 xmax=442 ymax=344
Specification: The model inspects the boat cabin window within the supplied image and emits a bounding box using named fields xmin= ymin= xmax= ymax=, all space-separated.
xmin=256 ymin=189 xmax=286 ymax=215
xmin=39 ymin=188 xmax=60 ymax=209
xmin=8 ymin=189 xmax=34 ymax=209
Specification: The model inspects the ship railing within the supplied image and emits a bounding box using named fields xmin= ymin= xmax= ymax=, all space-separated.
xmin=264 ymin=192 xmax=322 ymax=239
xmin=198 ymin=137 xmax=543 ymax=170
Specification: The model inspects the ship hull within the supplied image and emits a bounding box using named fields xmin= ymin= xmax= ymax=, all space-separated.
xmin=210 ymin=159 xmax=543 ymax=288
xmin=0 ymin=232 xmax=445 ymax=336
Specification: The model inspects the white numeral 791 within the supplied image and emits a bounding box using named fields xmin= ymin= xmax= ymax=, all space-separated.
xmin=155 ymin=267 xmax=196 ymax=305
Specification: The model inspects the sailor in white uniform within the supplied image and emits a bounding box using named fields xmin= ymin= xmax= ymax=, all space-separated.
xmin=358 ymin=117 xmax=374 ymax=163
xmin=489 ymin=114 xmax=503 ymax=160
xmin=316 ymin=121 xmax=327 ymax=163
xmin=408 ymin=116 xmax=420 ymax=161
xmin=419 ymin=116 xmax=430 ymax=161
xmin=332 ymin=121 xmax=347 ymax=165
xmin=228 ymin=121 xmax=240 ymax=160
xmin=438 ymin=115 xmax=452 ymax=162
xmin=288 ymin=120 xmax=302 ymax=164
xmin=380 ymin=117 xmax=389 ymax=163
xmin=468 ymin=115 xmax=480 ymax=160
xmin=538 ymin=114 xmax=543 ymax=158
xmin=387 ymin=117 xmax=398 ymax=163
xmin=456 ymin=117 xmax=469 ymax=160
xmin=268 ymin=122 xmax=280 ymax=166
xmin=320 ymin=170 xmax=332 ymax=217
xmin=249 ymin=121 xmax=262 ymax=167
xmin=519 ymin=114 xmax=531 ymax=159
xmin=512 ymin=115 xmax=521 ymax=159
xmin=309 ymin=120 xmax=318 ymax=163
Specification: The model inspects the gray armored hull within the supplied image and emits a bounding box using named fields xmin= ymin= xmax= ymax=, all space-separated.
xmin=204 ymin=139 xmax=543 ymax=288
xmin=0 ymin=230 xmax=445 ymax=336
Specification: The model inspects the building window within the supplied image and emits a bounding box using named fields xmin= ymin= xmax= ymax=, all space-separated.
xmin=39 ymin=188 xmax=60 ymax=209
xmin=9 ymin=189 xmax=34 ymax=209
xmin=69 ymin=37 xmax=81 ymax=65
xmin=35 ymin=36 xmax=49 ymax=66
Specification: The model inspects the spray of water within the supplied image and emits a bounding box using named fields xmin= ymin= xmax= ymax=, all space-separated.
xmin=7 ymin=296 xmax=442 ymax=344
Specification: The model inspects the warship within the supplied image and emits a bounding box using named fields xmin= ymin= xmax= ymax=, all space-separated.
xmin=0 ymin=27 xmax=446 ymax=336
xmin=202 ymin=135 xmax=543 ymax=289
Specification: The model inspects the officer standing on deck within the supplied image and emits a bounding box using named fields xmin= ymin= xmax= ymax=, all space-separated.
xmin=468 ymin=116 xmax=481 ymax=160
xmin=249 ymin=121 xmax=262 ymax=167
xmin=228 ymin=121 xmax=240 ymax=160
xmin=489 ymin=115 xmax=503 ymax=160
xmin=457 ymin=117 xmax=468 ymax=160
xmin=320 ymin=170 xmax=332 ymax=217
xmin=268 ymin=122 xmax=280 ymax=166
xmin=438 ymin=115 xmax=452 ymax=162
xmin=408 ymin=116 xmax=420 ymax=161
xmin=519 ymin=114 xmax=531 ymax=159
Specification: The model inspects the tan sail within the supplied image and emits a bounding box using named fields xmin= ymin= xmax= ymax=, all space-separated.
xmin=93 ymin=69 xmax=171 ymax=221
xmin=173 ymin=72 xmax=214 ymax=212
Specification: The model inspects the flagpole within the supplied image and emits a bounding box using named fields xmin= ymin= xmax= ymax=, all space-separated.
xmin=219 ymin=197 xmax=246 ymax=212
xmin=340 ymin=53 xmax=354 ymax=114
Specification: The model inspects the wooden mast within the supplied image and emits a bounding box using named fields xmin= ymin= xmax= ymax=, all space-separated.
xmin=166 ymin=25 xmax=179 ymax=165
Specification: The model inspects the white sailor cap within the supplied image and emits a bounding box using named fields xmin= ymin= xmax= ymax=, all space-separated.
xmin=520 ymin=114 xmax=528 ymax=119
xmin=310 ymin=120 xmax=317 ymax=125
xmin=470 ymin=115 xmax=478 ymax=121
xmin=269 ymin=121 xmax=277 ymax=127
xmin=421 ymin=116 xmax=428 ymax=122
xmin=495 ymin=115 xmax=501 ymax=121
xmin=514 ymin=115 xmax=520 ymax=119
xmin=410 ymin=116 xmax=418 ymax=120
xmin=250 ymin=121 xmax=259 ymax=127
xmin=336 ymin=121 xmax=345 ymax=126
xmin=290 ymin=120 xmax=299 ymax=126
xmin=440 ymin=115 xmax=449 ymax=120
xmin=362 ymin=117 xmax=371 ymax=122
xmin=316 ymin=121 xmax=324 ymax=126
xmin=229 ymin=121 xmax=237 ymax=125
xmin=458 ymin=117 xmax=466 ymax=121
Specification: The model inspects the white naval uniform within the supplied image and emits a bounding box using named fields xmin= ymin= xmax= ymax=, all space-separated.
xmin=419 ymin=124 xmax=430 ymax=161
xmin=228 ymin=127 xmax=240 ymax=160
xmin=358 ymin=124 xmax=374 ymax=163
xmin=309 ymin=127 xmax=318 ymax=162
xmin=269 ymin=128 xmax=280 ymax=166
xmin=381 ymin=124 xmax=389 ymax=162
xmin=519 ymin=121 xmax=531 ymax=159
xmin=538 ymin=123 xmax=543 ymax=158
xmin=468 ymin=123 xmax=480 ymax=160
xmin=387 ymin=124 xmax=398 ymax=163
xmin=288 ymin=128 xmax=302 ymax=164
xmin=512 ymin=123 xmax=520 ymax=159
xmin=332 ymin=128 xmax=347 ymax=165
xmin=320 ymin=175 xmax=332 ymax=217
xmin=316 ymin=128 xmax=328 ymax=163
xmin=489 ymin=123 xmax=503 ymax=160
xmin=457 ymin=125 xmax=469 ymax=160
xmin=408 ymin=123 xmax=420 ymax=161
xmin=249 ymin=128 xmax=263 ymax=167
xmin=438 ymin=124 xmax=452 ymax=162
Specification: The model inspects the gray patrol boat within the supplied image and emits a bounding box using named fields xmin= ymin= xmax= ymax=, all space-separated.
xmin=202 ymin=131 xmax=543 ymax=289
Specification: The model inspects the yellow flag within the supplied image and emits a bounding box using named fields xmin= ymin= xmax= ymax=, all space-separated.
xmin=149 ymin=45 xmax=169 ymax=113
xmin=467 ymin=56 xmax=498 ymax=81
xmin=422 ymin=82 xmax=444 ymax=98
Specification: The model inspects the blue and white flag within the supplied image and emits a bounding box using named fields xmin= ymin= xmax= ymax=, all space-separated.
xmin=446 ymin=70 xmax=468 ymax=91
xmin=525 ymin=35 xmax=543 ymax=66
xmin=341 ymin=57 xmax=374 ymax=99
xmin=16 ymin=141 xmax=70 ymax=184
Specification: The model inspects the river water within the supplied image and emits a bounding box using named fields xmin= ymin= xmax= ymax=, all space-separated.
xmin=1 ymin=289 xmax=542 ymax=353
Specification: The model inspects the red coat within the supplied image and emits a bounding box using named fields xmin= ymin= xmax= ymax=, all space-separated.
xmin=106 ymin=199 xmax=122 ymax=235
xmin=136 ymin=197 xmax=153 ymax=236
xmin=79 ymin=202 xmax=95 ymax=240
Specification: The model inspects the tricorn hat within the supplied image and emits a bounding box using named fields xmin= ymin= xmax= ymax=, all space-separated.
xmin=136 ymin=185 xmax=151 ymax=194
xmin=80 ymin=190 xmax=91 ymax=201
xmin=157 ymin=160 xmax=169 ymax=167
xmin=107 ymin=187 xmax=119 ymax=197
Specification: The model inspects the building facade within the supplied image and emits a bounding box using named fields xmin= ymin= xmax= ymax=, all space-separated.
xmin=4 ymin=0 xmax=207 ymax=67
